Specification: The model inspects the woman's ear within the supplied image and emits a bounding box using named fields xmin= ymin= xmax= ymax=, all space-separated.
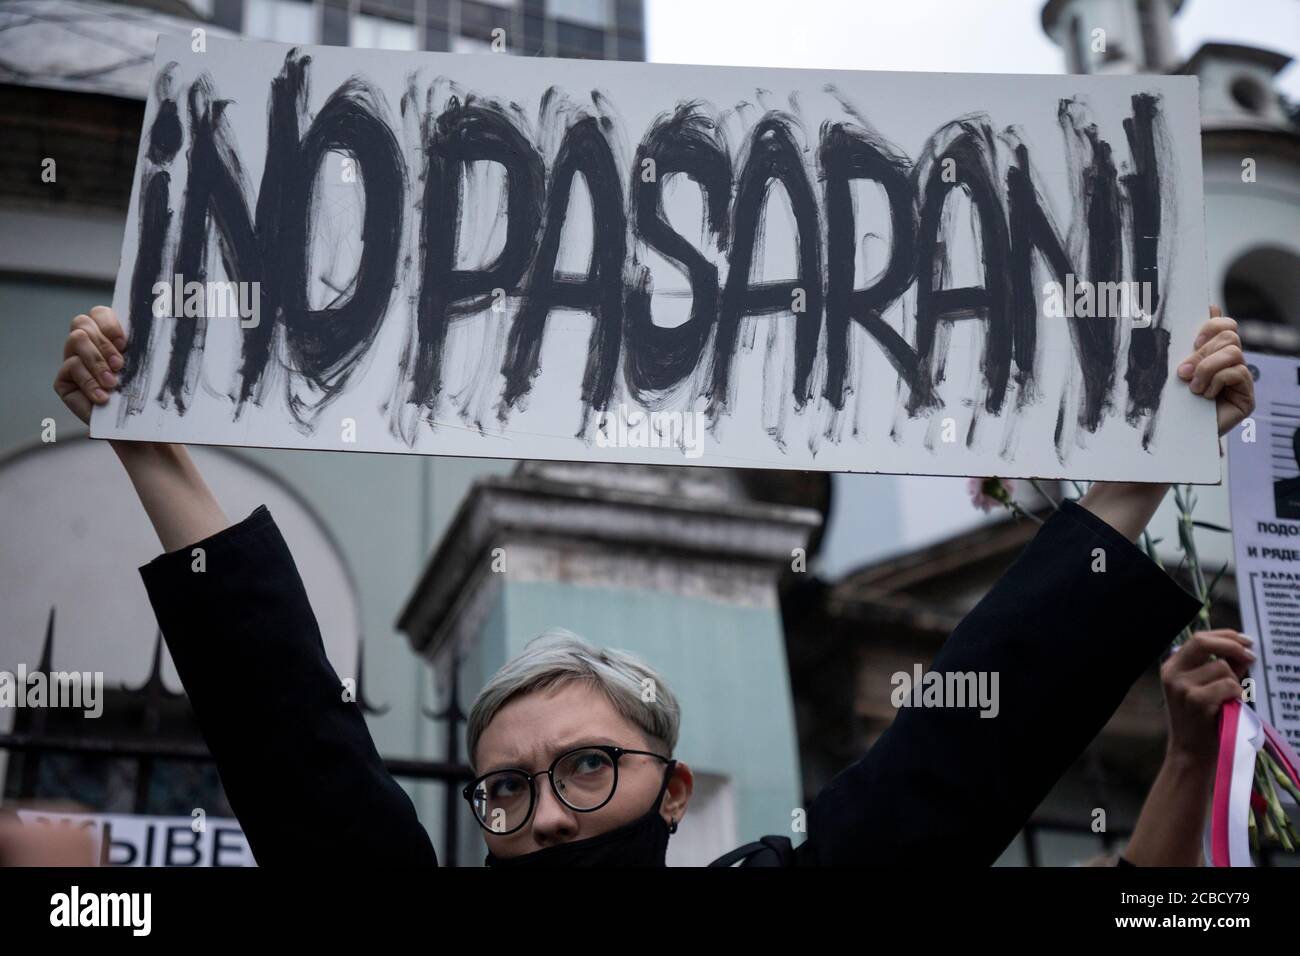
xmin=660 ymin=761 xmax=694 ymax=826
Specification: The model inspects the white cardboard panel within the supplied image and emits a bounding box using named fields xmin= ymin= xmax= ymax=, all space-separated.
xmin=91 ymin=35 xmax=1220 ymax=482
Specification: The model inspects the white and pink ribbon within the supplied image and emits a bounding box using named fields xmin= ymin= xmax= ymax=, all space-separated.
xmin=1209 ymin=699 xmax=1300 ymax=867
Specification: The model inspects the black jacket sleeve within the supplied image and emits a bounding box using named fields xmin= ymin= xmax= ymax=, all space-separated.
xmin=795 ymin=498 xmax=1203 ymax=866
xmin=139 ymin=505 xmax=438 ymax=867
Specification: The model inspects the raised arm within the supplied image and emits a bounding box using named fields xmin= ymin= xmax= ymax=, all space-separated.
xmin=53 ymin=305 xmax=229 ymax=550
xmin=54 ymin=306 xmax=437 ymax=866
xmin=796 ymin=496 xmax=1203 ymax=865
xmin=1121 ymin=629 xmax=1253 ymax=866
xmin=1075 ymin=308 xmax=1250 ymax=544
xmin=796 ymin=310 xmax=1254 ymax=866
xmin=138 ymin=505 xmax=437 ymax=865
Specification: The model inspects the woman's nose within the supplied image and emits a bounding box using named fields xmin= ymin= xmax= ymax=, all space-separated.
xmin=529 ymin=775 xmax=579 ymax=846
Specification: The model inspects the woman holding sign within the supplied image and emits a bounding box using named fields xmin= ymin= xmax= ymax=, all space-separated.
xmin=53 ymin=306 xmax=1253 ymax=866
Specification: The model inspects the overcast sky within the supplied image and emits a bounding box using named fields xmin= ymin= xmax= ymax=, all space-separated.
xmin=646 ymin=0 xmax=1300 ymax=99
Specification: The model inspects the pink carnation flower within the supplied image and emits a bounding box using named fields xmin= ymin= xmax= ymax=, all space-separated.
xmin=968 ymin=477 xmax=1016 ymax=513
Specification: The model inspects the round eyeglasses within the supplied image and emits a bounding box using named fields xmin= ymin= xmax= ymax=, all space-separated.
xmin=463 ymin=745 xmax=674 ymax=836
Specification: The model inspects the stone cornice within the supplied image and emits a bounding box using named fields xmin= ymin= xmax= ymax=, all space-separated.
xmin=397 ymin=470 xmax=821 ymax=656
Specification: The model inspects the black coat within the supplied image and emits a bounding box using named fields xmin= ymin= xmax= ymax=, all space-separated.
xmin=139 ymin=498 xmax=1201 ymax=866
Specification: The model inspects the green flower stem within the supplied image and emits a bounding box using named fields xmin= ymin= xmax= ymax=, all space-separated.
xmin=1267 ymin=748 xmax=1300 ymax=805
xmin=1258 ymin=763 xmax=1285 ymax=847
xmin=1005 ymin=499 xmax=1045 ymax=525
xmin=1259 ymin=750 xmax=1299 ymax=849
xmin=1173 ymin=485 xmax=1213 ymax=631
xmin=1146 ymin=520 xmax=1192 ymax=649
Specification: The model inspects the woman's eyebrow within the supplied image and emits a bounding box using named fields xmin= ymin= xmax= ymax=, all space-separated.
xmin=550 ymin=737 xmax=622 ymax=754
xmin=477 ymin=747 xmax=530 ymax=775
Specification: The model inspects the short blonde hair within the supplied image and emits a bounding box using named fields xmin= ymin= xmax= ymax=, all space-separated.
xmin=466 ymin=628 xmax=681 ymax=768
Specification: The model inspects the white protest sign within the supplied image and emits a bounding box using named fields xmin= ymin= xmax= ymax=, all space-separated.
xmin=1230 ymin=352 xmax=1300 ymax=750
xmin=91 ymin=35 xmax=1219 ymax=481
xmin=17 ymin=809 xmax=255 ymax=866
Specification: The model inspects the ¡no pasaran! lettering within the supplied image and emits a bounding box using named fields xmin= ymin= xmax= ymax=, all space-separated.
xmin=120 ymin=49 xmax=1178 ymax=449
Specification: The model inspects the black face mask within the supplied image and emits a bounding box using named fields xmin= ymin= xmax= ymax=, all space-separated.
xmin=484 ymin=763 xmax=677 ymax=868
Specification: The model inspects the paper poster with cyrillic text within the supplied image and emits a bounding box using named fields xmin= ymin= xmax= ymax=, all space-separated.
xmin=17 ymin=809 xmax=255 ymax=867
xmin=1230 ymin=352 xmax=1300 ymax=750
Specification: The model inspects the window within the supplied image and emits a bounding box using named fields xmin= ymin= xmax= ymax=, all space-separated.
xmin=452 ymin=35 xmax=496 ymax=55
xmin=1223 ymin=246 xmax=1300 ymax=355
xmin=427 ymin=0 xmax=452 ymax=27
xmin=1230 ymin=76 xmax=1269 ymax=115
xmin=549 ymin=0 xmax=611 ymax=29
xmin=361 ymin=0 xmax=416 ymax=16
xmin=352 ymin=12 xmax=418 ymax=50
xmin=244 ymin=0 xmax=318 ymax=45
xmin=1225 ymin=278 xmax=1287 ymax=326
xmin=460 ymin=0 xmax=514 ymax=44
xmin=615 ymin=31 xmax=643 ymax=62
xmin=556 ymin=20 xmax=605 ymax=58
xmin=520 ymin=13 xmax=547 ymax=55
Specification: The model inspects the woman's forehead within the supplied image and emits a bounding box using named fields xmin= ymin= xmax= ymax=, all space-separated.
xmin=476 ymin=681 xmax=644 ymax=768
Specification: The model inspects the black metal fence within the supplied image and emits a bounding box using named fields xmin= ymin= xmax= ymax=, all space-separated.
xmin=7 ymin=614 xmax=1294 ymax=868
xmin=1 ymin=615 xmax=474 ymax=865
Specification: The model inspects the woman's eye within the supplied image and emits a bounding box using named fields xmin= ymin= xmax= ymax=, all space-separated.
xmin=487 ymin=777 xmax=524 ymax=799
xmin=573 ymin=753 xmax=611 ymax=775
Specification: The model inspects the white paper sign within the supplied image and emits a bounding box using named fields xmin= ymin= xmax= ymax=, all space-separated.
xmin=17 ymin=809 xmax=255 ymax=866
xmin=1230 ymin=352 xmax=1300 ymax=750
xmin=91 ymin=35 xmax=1219 ymax=481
